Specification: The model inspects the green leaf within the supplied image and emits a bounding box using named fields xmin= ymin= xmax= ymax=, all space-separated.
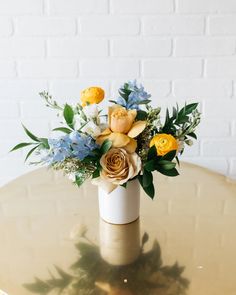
xmin=22 ymin=124 xmax=40 ymax=142
xmin=92 ymin=169 xmax=100 ymax=179
xmin=109 ymin=100 xmax=119 ymax=104
xmin=144 ymin=159 xmax=156 ymax=172
xmin=100 ymin=139 xmax=112 ymax=154
xmin=121 ymin=182 xmax=127 ymax=188
xmin=75 ymin=175 xmax=84 ymax=187
xmin=10 ymin=142 xmax=34 ymax=152
xmin=63 ymin=104 xmax=74 ymax=129
xmin=143 ymin=170 xmax=153 ymax=187
xmin=161 ymin=150 xmax=177 ymax=161
xmin=138 ymin=175 xmax=155 ymax=199
xmin=119 ymin=89 xmax=131 ymax=101
xmin=144 ymin=182 xmax=155 ymax=199
xmin=184 ymin=103 xmax=198 ymax=114
xmin=158 ymin=160 xmax=176 ymax=170
xmin=158 ymin=167 xmax=179 ymax=177
xmin=39 ymin=138 xmax=50 ymax=149
xmin=135 ymin=99 xmax=151 ymax=105
xmin=176 ymin=156 xmax=180 ymax=166
xmin=147 ymin=145 xmax=157 ymax=160
xmin=164 ymin=108 xmax=170 ymax=127
xmin=25 ymin=145 xmax=40 ymax=162
xmin=188 ymin=132 xmax=197 ymax=139
xmin=53 ymin=127 xmax=72 ymax=134
xmin=136 ymin=110 xmax=148 ymax=120
xmin=176 ymin=115 xmax=189 ymax=124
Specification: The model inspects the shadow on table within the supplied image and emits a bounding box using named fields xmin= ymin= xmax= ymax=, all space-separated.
xmin=24 ymin=219 xmax=189 ymax=295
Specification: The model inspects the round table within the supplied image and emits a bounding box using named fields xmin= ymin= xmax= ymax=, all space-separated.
xmin=0 ymin=163 xmax=236 ymax=295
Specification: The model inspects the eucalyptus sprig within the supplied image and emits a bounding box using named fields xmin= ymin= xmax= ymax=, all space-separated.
xmin=10 ymin=125 xmax=49 ymax=162
xmin=39 ymin=91 xmax=63 ymax=111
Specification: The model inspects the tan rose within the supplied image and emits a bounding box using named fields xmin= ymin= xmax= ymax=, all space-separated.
xmin=92 ymin=148 xmax=142 ymax=193
xmin=96 ymin=105 xmax=146 ymax=153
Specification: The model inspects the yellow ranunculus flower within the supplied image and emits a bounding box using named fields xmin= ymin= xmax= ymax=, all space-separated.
xmin=80 ymin=87 xmax=104 ymax=107
xmin=150 ymin=134 xmax=178 ymax=156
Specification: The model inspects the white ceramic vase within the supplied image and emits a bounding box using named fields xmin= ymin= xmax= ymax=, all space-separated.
xmin=98 ymin=179 xmax=140 ymax=225
xmin=99 ymin=218 xmax=140 ymax=265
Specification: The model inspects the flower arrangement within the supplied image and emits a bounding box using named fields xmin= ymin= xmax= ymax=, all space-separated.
xmin=11 ymin=80 xmax=201 ymax=199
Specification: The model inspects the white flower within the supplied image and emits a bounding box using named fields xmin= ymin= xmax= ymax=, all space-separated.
xmin=74 ymin=114 xmax=85 ymax=130
xmin=83 ymin=104 xmax=99 ymax=119
xmin=81 ymin=121 xmax=101 ymax=138
xmin=68 ymin=172 xmax=76 ymax=182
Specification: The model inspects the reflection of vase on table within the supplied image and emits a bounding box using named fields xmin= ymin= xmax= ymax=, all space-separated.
xmin=24 ymin=221 xmax=189 ymax=295
xmin=99 ymin=218 xmax=140 ymax=265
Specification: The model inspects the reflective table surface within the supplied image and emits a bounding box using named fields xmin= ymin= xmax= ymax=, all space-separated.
xmin=0 ymin=163 xmax=236 ymax=295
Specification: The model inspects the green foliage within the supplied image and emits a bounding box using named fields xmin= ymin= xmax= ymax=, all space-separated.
xmin=10 ymin=142 xmax=34 ymax=152
xmin=140 ymin=148 xmax=180 ymax=198
xmin=92 ymin=169 xmax=100 ymax=179
xmin=39 ymin=91 xmax=63 ymax=111
xmin=138 ymin=174 xmax=155 ymax=199
xmin=136 ymin=110 xmax=148 ymax=120
xmin=118 ymin=83 xmax=132 ymax=102
xmin=22 ymin=124 xmax=40 ymax=142
xmin=63 ymin=104 xmax=74 ymax=129
xmin=10 ymin=125 xmax=51 ymax=162
xmin=53 ymin=127 xmax=72 ymax=134
xmin=100 ymin=139 xmax=112 ymax=154
xmin=25 ymin=145 xmax=40 ymax=162
xmin=161 ymin=103 xmax=200 ymax=139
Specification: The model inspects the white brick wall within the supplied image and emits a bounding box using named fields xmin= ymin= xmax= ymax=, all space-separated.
xmin=0 ymin=0 xmax=236 ymax=185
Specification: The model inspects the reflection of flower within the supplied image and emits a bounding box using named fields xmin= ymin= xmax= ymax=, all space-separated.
xmin=93 ymin=148 xmax=141 ymax=193
xmin=70 ymin=224 xmax=87 ymax=240
xmin=80 ymin=86 xmax=104 ymax=106
xmin=74 ymin=104 xmax=102 ymax=139
xmin=150 ymin=134 xmax=178 ymax=156
xmin=96 ymin=105 xmax=146 ymax=153
xmin=24 ymin=227 xmax=189 ymax=295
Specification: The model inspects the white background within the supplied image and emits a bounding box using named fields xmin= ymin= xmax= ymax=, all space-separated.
xmin=0 ymin=0 xmax=236 ymax=186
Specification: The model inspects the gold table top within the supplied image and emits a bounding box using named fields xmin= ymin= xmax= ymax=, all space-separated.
xmin=0 ymin=163 xmax=236 ymax=295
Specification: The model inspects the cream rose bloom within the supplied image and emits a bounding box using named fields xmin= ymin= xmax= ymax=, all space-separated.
xmin=92 ymin=148 xmax=142 ymax=193
xmin=96 ymin=105 xmax=146 ymax=153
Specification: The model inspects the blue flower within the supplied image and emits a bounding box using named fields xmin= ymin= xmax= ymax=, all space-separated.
xmin=44 ymin=136 xmax=71 ymax=164
xmin=69 ymin=131 xmax=98 ymax=160
xmin=41 ymin=131 xmax=98 ymax=164
xmin=116 ymin=80 xmax=151 ymax=110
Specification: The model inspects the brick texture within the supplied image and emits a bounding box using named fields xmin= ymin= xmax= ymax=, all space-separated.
xmin=0 ymin=0 xmax=236 ymax=184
